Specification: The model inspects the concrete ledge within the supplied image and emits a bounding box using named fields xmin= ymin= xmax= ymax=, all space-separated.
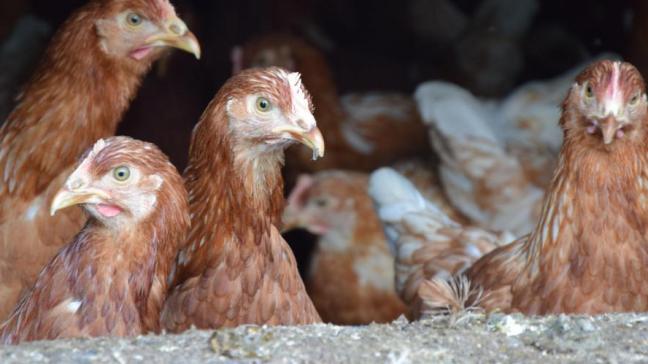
xmin=2 ymin=313 xmax=648 ymax=363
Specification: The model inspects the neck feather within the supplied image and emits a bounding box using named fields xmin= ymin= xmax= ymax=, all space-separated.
xmin=0 ymin=4 xmax=151 ymax=198
xmin=183 ymin=99 xmax=285 ymax=254
xmin=525 ymin=136 xmax=648 ymax=265
xmin=65 ymin=221 xmax=159 ymax=309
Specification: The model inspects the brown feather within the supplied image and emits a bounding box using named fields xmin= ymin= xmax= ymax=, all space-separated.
xmin=161 ymin=68 xmax=321 ymax=332
xmin=283 ymin=171 xmax=409 ymax=324
xmin=0 ymin=136 xmax=189 ymax=344
xmin=461 ymin=60 xmax=648 ymax=315
xmin=0 ymin=0 xmax=193 ymax=321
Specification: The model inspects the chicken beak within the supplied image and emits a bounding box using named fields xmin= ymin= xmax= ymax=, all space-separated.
xmin=50 ymin=187 xmax=111 ymax=216
xmin=600 ymin=117 xmax=619 ymax=145
xmin=281 ymin=208 xmax=302 ymax=232
xmin=273 ymin=126 xmax=325 ymax=160
xmin=145 ymin=18 xmax=201 ymax=59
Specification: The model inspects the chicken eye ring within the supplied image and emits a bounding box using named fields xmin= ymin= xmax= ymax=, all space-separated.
xmin=584 ymin=82 xmax=594 ymax=99
xmin=256 ymin=97 xmax=272 ymax=113
xmin=113 ymin=166 xmax=131 ymax=182
xmin=126 ymin=13 xmax=143 ymax=27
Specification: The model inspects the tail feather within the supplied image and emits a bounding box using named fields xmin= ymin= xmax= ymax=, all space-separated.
xmin=418 ymin=276 xmax=485 ymax=318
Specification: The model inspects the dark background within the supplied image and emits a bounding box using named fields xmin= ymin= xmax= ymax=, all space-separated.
xmin=0 ymin=0 xmax=643 ymax=170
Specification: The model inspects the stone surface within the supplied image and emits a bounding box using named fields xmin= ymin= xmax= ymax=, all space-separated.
xmin=2 ymin=313 xmax=648 ymax=363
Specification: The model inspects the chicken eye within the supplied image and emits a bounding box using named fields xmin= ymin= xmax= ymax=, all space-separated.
xmin=313 ymin=198 xmax=328 ymax=208
xmin=256 ymin=97 xmax=272 ymax=113
xmin=629 ymin=93 xmax=641 ymax=106
xmin=113 ymin=166 xmax=131 ymax=182
xmin=584 ymin=83 xmax=594 ymax=99
xmin=126 ymin=13 xmax=143 ymax=27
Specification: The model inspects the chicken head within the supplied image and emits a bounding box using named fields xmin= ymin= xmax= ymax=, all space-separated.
xmin=224 ymin=67 xmax=325 ymax=159
xmin=50 ymin=137 xmax=179 ymax=228
xmin=95 ymin=0 xmax=200 ymax=62
xmin=564 ymin=60 xmax=647 ymax=148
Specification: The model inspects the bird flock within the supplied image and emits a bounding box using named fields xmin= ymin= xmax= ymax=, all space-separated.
xmin=0 ymin=0 xmax=646 ymax=345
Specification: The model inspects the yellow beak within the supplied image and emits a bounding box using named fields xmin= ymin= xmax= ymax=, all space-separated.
xmin=599 ymin=117 xmax=619 ymax=145
xmin=281 ymin=208 xmax=302 ymax=233
xmin=144 ymin=18 xmax=201 ymax=59
xmin=50 ymin=187 xmax=111 ymax=216
xmin=273 ymin=126 xmax=325 ymax=160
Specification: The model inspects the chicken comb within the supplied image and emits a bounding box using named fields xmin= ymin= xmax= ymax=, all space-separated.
xmin=90 ymin=138 xmax=108 ymax=158
xmin=75 ymin=138 xmax=108 ymax=173
xmin=145 ymin=0 xmax=176 ymax=19
xmin=287 ymin=72 xmax=311 ymax=110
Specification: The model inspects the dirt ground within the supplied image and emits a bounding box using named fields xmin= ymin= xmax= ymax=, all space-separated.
xmin=1 ymin=313 xmax=648 ymax=363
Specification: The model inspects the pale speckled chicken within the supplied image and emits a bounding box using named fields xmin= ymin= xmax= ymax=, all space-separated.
xmin=368 ymin=167 xmax=513 ymax=318
xmin=282 ymin=161 xmax=465 ymax=324
xmin=415 ymin=54 xmax=619 ymax=236
xmin=234 ymin=34 xmax=431 ymax=179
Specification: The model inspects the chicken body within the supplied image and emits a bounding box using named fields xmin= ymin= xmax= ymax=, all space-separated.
xmin=399 ymin=60 xmax=648 ymax=316
xmin=236 ymin=34 xmax=431 ymax=178
xmin=161 ymin=67 xmax=323 ymax=331
xmin=282 ymin=161 xmax=464 ymax=324
xmin=369 ymin=168 xmax=511 ymax=318
xmin=283 ymin=171 xmax=407 ymax=324
xmin=1 ymin=137 xmax=189 ymax=344
xmin=0 ymin=0 xmax=199 ymax=321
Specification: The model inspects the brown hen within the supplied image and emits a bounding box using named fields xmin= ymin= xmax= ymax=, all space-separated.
xmin=161 ymin=67 xmax=323 ymax=331
xmin=0 ymin=136 xmax=189 ymax=344
xmin=283 ymin=171 xmax=408 ymax=324
xmin=0 ymin=0 xmax=199 ymax=321
xmin=282 ymin=161 xmax=464 ymax=324
xmin=235 ymin=34 xmax=431 ymax=180
xmin=418 ymin=60 xmax=648 ymax=315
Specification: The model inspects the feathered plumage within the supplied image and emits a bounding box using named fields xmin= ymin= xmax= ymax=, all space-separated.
xmin=0 ymin=0 xmax=199 ymax=321
xmin=283 ymin=170 xmax=408 ymax=324
xmin=368 ymin=168 xmax=511 ymax=317
xmin=414 ymin=55 xmax=618 ymax=236
xmin=408 ymin=60 xmax=648 ymax=315
xmin=161 ymin=67 xmax=323 ymax=331
xmin=1 ymin=136 xmax=189 ymax=344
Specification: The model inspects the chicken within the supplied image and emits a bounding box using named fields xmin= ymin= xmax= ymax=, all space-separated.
xmin=0 ymin=0 xmax=200 ymax=321
xmin=161 ymin=67 xmax=323 ymax=331
xmin=368 ymin=168 xmax=512 ymax=318
xmin=403 ymin=60 xmax=648 ymax=315
xmin=282 ymin=171 xmax=408 ymax=324
xmin=282 ymin=160 xmax=468 ymax=324
xmin=0 ymin=136 xmax=190 ymax=344
xmin=234 ymin=34 xmax=431 ymax=179
xmin=415 ymin=55 xmax=618 ymax=236
xmin=416 ymin=80 xmax=544 ymax=237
